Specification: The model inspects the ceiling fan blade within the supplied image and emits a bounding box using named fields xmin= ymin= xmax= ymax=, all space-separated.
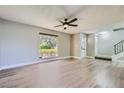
xmin=68 ymin=18 xmax=78 ymax=23
xmin=54 ymin=25 xmax=63 ymax=27
xmin=58 ymin=19 xmax=64 ymax=24
xmin=68 ymin=24 xmax=78 ymax=27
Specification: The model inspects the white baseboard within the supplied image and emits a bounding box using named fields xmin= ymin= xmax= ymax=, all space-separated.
xmin=112 ymin=60 xmax=124 ymax=63
xmin=71 ymin=56 xmax=81 ymax=59
xmin=0 ymin=56 xmax=93 ymax=70
xmin=85 ymin=56 xmax=95 ymax=59
xmin=0 ymin=61 xmax=39 ymax=71
xmin=70 ymin=56 xmax=94 ymax=60
xmin=0 ymin=56 xmax=72 ymax=70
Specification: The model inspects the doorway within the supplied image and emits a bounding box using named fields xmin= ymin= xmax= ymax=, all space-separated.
xmin=80 ymin=33 xmax=87 ymax=58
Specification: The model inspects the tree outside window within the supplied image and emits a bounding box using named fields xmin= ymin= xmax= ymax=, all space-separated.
xmin=39 ymin=34 xmax=58 ymax=58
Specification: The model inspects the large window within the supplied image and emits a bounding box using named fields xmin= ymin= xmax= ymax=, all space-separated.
xmin=39 ymin=33 xmax=58 ymax=58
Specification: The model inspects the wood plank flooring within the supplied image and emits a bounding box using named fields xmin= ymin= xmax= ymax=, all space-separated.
xmin=0 ymin=58 xmax=124 ymax=88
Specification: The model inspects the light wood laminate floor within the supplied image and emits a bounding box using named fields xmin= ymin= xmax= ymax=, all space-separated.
xmin=0 ymin=58 xmax=124 ymax=88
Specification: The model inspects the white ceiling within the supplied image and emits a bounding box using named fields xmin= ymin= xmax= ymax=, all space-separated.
xmin=0 ymin=5 xmax=124 ymax=34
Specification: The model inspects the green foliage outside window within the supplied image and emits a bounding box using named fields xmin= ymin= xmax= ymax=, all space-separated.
xmin=39 ymin=35 xmax=58 ymax=58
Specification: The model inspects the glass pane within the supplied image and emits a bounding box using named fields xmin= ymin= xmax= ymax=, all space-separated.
xmin=39 ymin=34 xmax=58 ymax=58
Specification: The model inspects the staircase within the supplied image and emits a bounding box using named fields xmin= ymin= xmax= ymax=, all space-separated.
xmin=112 ymin=40 xmax=124 ymax=62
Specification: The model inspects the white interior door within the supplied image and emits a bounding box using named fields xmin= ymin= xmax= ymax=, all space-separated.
xmin=80 ymin=34 xmax=86 ymax=58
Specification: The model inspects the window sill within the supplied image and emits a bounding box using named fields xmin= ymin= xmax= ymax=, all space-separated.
xmin=39 ymin=56 xmax=58 ymax=60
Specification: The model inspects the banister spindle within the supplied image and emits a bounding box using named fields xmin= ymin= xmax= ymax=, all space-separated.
xmin=114 ymin=40 xmax=124 ymax=55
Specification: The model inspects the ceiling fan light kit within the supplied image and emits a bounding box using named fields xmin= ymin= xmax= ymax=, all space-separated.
xmin=63 ymin=24 xmax=68 ymax=28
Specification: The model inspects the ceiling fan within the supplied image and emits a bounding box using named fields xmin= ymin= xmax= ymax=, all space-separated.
xmin=54 ymin=18 xmax=78 ymax=30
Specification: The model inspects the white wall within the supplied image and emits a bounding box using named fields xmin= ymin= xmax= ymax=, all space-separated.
xmin=70 ymin=33 xmax=87 ymax=58
xmin=71 ymin=33 xmax=80 ymax=57
xmin=0 ymin=19 xmax=70 ymax=68
xmin=0 ymin=20 xmax=3 ymax=66
xmin=95 ymin=21 xmax=124 ymax=57
xmin=96 ymin=30 xmax=124 ymax=57
xmin=87 ymin=34 xmax=95 ymax=57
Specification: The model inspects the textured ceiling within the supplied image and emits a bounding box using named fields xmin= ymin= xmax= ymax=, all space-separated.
xmin=0 ymin=5 xmax=124 ymax=34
